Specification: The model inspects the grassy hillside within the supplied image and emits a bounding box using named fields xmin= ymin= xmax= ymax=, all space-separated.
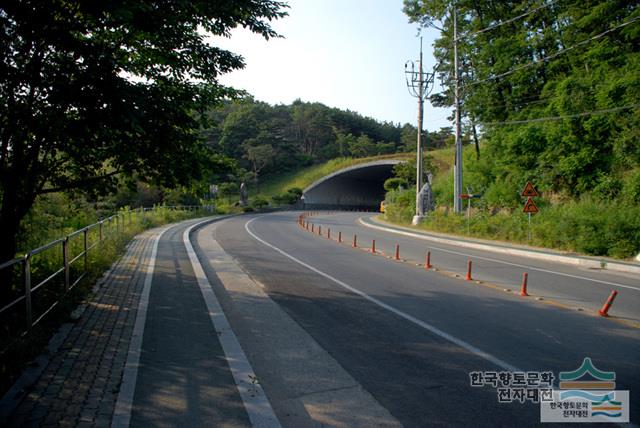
xmin=261 ymin=153 xmax=406 ymax=197
xmin=384 ymin=146 xmax=640 ymax=260
xmin=259 ymin=147 xmax=455 ymax=198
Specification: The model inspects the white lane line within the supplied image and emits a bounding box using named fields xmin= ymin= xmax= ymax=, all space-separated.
xmin=184 ymin=219 xmax=281 ymax=428
xmin=360 ymin=218 xmax=640 ymax=292
xmin=112 ymin=224 xmax=173 ymax=428
xmin=245 ymin=216 xmax=520 ymax=373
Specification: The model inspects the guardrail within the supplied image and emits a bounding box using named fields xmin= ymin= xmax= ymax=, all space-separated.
xmin=0 ymin=205 xmax=212 ymax=347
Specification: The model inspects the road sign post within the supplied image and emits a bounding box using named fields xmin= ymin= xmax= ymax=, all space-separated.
xmin=460 ymin=191 xmax=480 ymax=235
xmin=468 ymin=196 xmax=471 ymax=234
xmin=521 ymin=182 xmax=540 ymax=242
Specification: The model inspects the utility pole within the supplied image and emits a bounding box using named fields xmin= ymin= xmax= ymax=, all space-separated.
xmin=453 ymin=4 xmax=463 ymax=213
xmin=405 ymin=37 xmax=435 ymax=225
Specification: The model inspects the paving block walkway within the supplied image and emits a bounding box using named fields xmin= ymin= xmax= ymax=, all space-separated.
xmin=2 ymin=229 xmax=157 ymax=427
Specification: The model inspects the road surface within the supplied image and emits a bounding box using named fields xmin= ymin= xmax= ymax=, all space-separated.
xmin=119 ymin=211 xmax=640 ymax=427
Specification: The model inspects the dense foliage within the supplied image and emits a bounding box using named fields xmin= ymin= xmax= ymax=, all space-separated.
xmin=403 ymin=0 xmax=639 ymax=204
xmin=203 ymin=98 xmax=453 ymax=188
xmin=390 ymin=0 xmax=640 ymax=258
xmin=0 ymin=1 xmax=287 ymax=286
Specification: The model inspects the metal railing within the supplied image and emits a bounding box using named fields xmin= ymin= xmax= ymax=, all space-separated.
xmin=0 ymin=205 xmax=211 ymax=345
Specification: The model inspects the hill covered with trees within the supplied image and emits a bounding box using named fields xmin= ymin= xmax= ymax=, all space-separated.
xmin=201 ymin=98 xmax=454 ymax=190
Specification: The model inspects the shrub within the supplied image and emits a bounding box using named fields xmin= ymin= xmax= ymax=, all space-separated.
xmin=483 ymin=177 xmax=520 ymax=208
xmin=218 ymin=182 xmax=238 ymax=198
xmin=431 ymin=170 xmax=454 ymax=205
xmin=252 ymin=196 xmax=269 ymax=209
xmin=383 ymin=190 xmax=639 ymax=259
xmin=287 ymin=187 xmax=303 ymax=199
xmin=272 ymin=187 xmax=303 ymax=205
xmin=592 ymin=175 xmax=622 ymax=200
xmin=384 ymin=188 xmax=415 ymax=223
xmin=384 ymin=177 xmax=407 ymax=192
xmin=621 ymin=169 xmax=640 ymax=203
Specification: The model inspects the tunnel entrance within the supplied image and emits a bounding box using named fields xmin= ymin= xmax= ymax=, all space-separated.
xmin=301 ymin=159 xmax=404 ymax=211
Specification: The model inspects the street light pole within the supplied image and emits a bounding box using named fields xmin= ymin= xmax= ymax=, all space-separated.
xmin=405 ymin=37 xmax=435 ymax=225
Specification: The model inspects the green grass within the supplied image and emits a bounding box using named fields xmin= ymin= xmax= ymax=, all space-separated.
xmin=384 ymin=187 xmax=640 ymax=260
xmin=427 ymin=146 xmax=455 ymax=172
xmin=259 ymin=151 xmax=452 ymax=198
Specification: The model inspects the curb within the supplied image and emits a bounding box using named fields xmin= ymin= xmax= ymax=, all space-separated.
xmin=359 ymin=217 xmax=640 ymax=275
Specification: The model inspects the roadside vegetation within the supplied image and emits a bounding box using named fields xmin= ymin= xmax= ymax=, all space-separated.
xmin=384 ymin=146 xmax=640 ymax=259
xmin=377 ymin=0 xmax=640 ymax=260
xmin=2 ymin=0 xmax=637 ymax=397
xmin=1 ymin=191 xmax=211 ymax=396
xmin=202 ymin=97 xmax=455 ymax=199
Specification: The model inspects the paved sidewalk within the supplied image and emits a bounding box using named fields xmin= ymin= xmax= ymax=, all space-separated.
xmin=2 ymin=229 xmax=157 ymax=427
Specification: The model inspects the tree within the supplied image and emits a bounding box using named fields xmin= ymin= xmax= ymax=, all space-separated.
xmin=404 ymin=0 xmax=639 ymax=198
xmin=400 ymin=124 xmax=417 ymax=152
xmin=334 ymin=130 xmax=357 ymax=157
xmin=0 ymin=1 xmax=287 ymax=299
xmin=348 ymin=134 xmax=377 ymax=157
xmin=243 ymin=142 xmax=276 ymax=190
xmin=204 ymin=98 xmax=412 ymax=168
xmin=291 ymin=101 xmax=334 ymax=158
xmin=384 ymin=177 xmax=408 ymax=192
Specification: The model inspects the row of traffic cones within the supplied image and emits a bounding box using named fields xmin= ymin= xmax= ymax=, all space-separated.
xmin=297 ymin=213 xmax=620 ymax=318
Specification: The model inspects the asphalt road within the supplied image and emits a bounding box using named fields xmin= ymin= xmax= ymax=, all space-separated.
xmin=212 ymin=211 xmax=639 ymax=427
xmin=310 ymin=211 xmax=640 ymax=323
xmin=125 ymin=211 xmax=639 ymax=427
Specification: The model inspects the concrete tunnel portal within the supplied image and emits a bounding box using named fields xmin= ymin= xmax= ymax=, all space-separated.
xmin=301 ymin=159 xmax=404 ymax=211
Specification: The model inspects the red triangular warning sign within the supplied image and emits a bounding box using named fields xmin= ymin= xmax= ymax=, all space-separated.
xmin=521 ymin=182 xmax=539 ymax=197
xmin=523 ymin=197 xmax=539 ymax=213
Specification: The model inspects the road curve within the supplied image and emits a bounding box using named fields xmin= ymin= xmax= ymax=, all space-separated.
xmin=210 ymin=211 xmax=639 ymax=426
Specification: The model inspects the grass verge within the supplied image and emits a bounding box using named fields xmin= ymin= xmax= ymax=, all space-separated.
xmin=385 ymin=188 xmax=640 ymax=260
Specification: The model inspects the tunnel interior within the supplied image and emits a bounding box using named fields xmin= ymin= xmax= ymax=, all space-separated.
xmin=302 ymin=160 xmax=402 ymax=211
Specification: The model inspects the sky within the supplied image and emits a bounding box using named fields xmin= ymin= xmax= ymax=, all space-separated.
xmin=213 ymin=0 xmax=453 ymax=131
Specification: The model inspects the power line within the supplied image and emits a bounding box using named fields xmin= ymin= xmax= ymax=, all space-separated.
xmin=432 ymin=89 xmax=554 ymax=109
xmin=458 ymin=0 xmax=559 ymax=41
xmin=466 ymin=15 xmax=640 ymax=88
xmin=431 ymin=62 xmax=635 ymax=113
xmin=428 ymin=94 xmax=611 ymax=121
xmin=483 ymin=103 xmax=640 ymax=126
xmin=476 ymin=97 xmax=552 ymax=110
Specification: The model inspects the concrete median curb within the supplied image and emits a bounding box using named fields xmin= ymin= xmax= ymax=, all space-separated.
xmin=359 ymin=216 xmax=640 ymax=276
